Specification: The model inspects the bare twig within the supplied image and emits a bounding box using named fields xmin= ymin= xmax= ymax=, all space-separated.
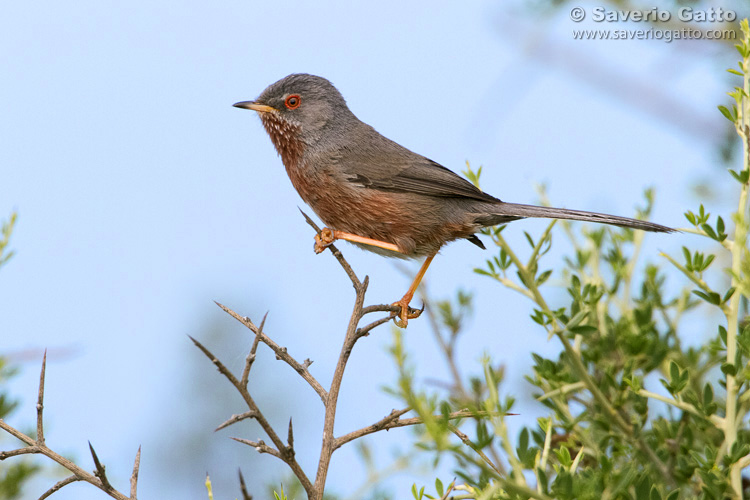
xmin=241 ymin=311 xmax=267 ymax=388
xmin=36 ymin=350 xmax=46 ymax=445
xmin=130 ymin=446 xmax=141 ymax=498
xmin=231 ymin=437 xmax=282 ymax=459
xmin=0 ymin=421 xmax=35 ymax=447
xmin=215 ymin=411 xmax=258 ymax=432
xmin=190 ymin=335 xmax=314 ymax=495
xmin=356 ymin=316 xmax=394 ymax=337
xmin=238 ymin=469 xmax=252 ymax=500
xmin=39 ymin=475 xmax=81 ymax=500
xmin=334 ymin=409 xmax=506 ymax=450
xmin=440 ymin=478 xmax=457 ymax=500
xmin=287 ymin=418 xmax=294 ymax=449
xmin=89 ymin=442 xmax=114 ymax=492
xmin=213 ymin=303 xmax=328 ymax=403
xmin=0 ymin=447 xmax=37 ymax=459
xmin=451 ymin=427 xmax=505 ymax=477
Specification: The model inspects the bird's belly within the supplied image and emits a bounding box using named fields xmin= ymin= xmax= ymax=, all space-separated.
xmin=286 ymin=165 xmax=475 ymax=257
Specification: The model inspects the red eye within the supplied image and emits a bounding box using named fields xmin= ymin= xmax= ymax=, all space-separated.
xmin=285 ymin=94 xmax=301 ymax=109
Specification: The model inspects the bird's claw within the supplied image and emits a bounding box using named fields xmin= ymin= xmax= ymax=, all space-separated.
xmin=392 ymin=301 xmax=424 ymax=328
xmin=314 ymin=227 xmax=336 ymax=254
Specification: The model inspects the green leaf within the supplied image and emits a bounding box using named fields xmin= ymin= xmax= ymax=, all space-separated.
xmin=435 ymin=478 xmax=443 ymax=497
xmin=569 ymin=325 xmax=598 ymax=335
xmin=537 ymin=467 xmax=549 ymax=493
xmin=682 ymin=246 xmax=692 ymax=268
xmin=692 ymin=290 xmax=721 ymax=305
xmin=524 ymin=231 xmax=535 ymax=248
xmin=650 ymin=485 xmax=662 ymax=500
xmin=669 ymin=361 xmax=680 ymax=383
xmin=536 ymin=269 xmax=552 ymax=286
xmin=718 ymin=104 xmax=734 ymax=122
xmin=727 ymin=68 xmax=744 ymax=76
xmin=700 ymin=254 xmax=715 ymax=271
xmin=703 ymin=383 xmax=714 ymax=407
xmin=684 ymin=210 xmax=696 ymax=225
xmin=519 ymin=428 xmax=529 ymax=451
xmin=531 ymin=309 xmax=548 ymax=326
xmin=571 ymin=274 xmax=581 ymax=289
xmin=730 ymin=169 xmax=743 ymax=183
xmin=555 ymin=445 xmax=572 ymax=467
xmin=721 ymin=362 xmax=737 ymax=376
xmin=566 ymin=310 xmax=588 ymax=329
xmin=701 ymin=223 xmax=718 ymax=240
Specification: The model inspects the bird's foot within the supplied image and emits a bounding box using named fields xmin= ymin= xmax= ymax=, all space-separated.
xmin=392 ymin=298 xmax=424 ymax=328
xmin=314 ymin=227 xmax=337 ymax=254
xmin=314 ymin=227 xmax=403 ymax=255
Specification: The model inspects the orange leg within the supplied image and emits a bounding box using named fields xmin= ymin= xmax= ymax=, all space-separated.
xmin=314 ymin=227 xmax=402 ymax=254
xmin=393 ymin=254 xmax=436 ymax=328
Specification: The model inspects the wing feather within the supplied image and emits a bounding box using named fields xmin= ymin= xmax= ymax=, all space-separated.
xmin=337 ymin=131 xmax=499 ymax=202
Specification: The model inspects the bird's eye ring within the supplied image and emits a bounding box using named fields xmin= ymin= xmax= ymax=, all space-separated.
xmin=285 ymin=95 xmax=301 ymax=109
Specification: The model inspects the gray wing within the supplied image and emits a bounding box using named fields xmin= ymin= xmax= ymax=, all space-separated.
xmin=335 ymin=129 xmax=500 ymax=203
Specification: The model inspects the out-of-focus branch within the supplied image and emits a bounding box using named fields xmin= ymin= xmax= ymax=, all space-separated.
xmin=491 ymin=13 xmax=729 ymax=145
xmin=238 ymin=470 xmax=252 ymax=500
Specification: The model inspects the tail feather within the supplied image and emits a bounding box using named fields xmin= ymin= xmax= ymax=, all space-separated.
xmin=476 ymin=202 xmax=674 ymax=233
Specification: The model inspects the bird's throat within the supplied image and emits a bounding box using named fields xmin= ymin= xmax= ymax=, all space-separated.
xmin=259 ymin=114 xmax=305 ymax=169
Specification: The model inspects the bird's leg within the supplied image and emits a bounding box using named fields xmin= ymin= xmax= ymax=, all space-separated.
xmin=393 ymin=254 xmax=436 ymax=328
xmin=314 ymin=227 xmax=402 ymax=254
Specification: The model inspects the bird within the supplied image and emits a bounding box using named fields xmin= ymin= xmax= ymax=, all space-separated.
xmin=234 ymin=74 xmax=673 ymax=327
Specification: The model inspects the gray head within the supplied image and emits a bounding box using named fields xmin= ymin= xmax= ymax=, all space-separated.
xmin=234 ymin=74 xmax=358 ymax=159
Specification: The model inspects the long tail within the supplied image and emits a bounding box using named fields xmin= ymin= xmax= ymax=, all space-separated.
xmin=476 ymin=202 xmax=674 ymax=233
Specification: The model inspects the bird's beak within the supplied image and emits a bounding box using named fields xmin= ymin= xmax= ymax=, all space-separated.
xmin=233 ymin=101 xmax=276 ymax=113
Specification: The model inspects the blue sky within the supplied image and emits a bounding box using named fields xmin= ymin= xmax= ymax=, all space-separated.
xmin=1 ymin=1 xmax=742 ymax=498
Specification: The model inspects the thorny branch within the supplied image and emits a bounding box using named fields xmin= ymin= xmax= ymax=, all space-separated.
xmin=0 ymin=351 xmax=141 ymax=499
xmin=333 ymin=409 xmax=505 ymax=450
xmin=211 ymin=302 xmax=328 ymax=403
xmin=39 ymin=476 xmax=81 ymax=500
xmin=196 ymin=211 xmax=483 ymax=500
xmin=189 ymin=334 xmax=314 ymax=493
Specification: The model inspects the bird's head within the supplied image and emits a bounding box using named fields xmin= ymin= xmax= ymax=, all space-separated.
xmin=234 ymin=74 xmax=355 ymax=163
